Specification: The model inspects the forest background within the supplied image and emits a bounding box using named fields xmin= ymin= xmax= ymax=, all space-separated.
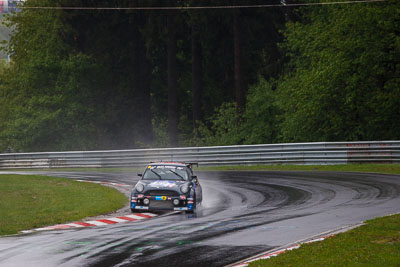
xmin=0 ymin=0 xmax=398 ymax=152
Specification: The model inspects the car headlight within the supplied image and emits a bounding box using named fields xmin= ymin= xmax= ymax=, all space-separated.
xmin=135 ymin=183 xmax=144 ymax=193
xmin=180 ymin=184 xmax=189 ymax=194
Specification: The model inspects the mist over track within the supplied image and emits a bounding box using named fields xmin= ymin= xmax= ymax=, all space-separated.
xmin=0 ymin=170 xmax=399 ymax=266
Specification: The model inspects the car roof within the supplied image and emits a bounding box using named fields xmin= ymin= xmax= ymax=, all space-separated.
xmin=147 ymin=162 xmax=186 ymax=167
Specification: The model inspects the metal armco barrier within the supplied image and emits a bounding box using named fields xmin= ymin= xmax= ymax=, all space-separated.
xmin=0 ymin=141 xmax=399 ymax=169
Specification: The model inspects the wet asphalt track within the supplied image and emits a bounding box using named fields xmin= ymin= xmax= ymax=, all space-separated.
xmin=0 ymin=170 xmax=400 ymax=266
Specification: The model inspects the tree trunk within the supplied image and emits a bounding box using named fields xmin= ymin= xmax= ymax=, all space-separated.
xmin=135 ymin=48 xmax=153 ymax=146
xmin=233 ymin=10 xmax=245 ymax=114
xmin=192 ymin=24 xmax=202 ymax=130
xmin=167 ymin=11 xmax=179 ymax=147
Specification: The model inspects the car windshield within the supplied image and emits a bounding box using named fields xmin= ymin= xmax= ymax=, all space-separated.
xmin=143 ymin=165 xmax=188 ymax=181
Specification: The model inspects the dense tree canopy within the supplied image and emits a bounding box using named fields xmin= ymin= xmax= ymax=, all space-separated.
xmin=0 ymin=0 xmax=398 ymax=152
xmin=277 ymin=0 xmax=400 ymax=142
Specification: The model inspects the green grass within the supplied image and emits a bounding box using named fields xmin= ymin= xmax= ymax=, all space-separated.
xmin=198 ymin=164 xmax=400 ymax=175
xmin=249 ymin=213 xmax=400 ymax=267
xmin=4 ymin=164 xmax=400 ymax=175
xmin=0 ymin=174 xmax=127 ymax=236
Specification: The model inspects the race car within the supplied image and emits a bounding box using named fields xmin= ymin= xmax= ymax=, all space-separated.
xmin=130 ymin=162 xmax=202 ymax=213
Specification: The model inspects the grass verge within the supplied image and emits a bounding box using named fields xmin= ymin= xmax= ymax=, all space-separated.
xmin=0 ymin=174 xmax=126 ymax=236
xmin=198 ymin=163 xmax=400 ymax=175
xmin=249 ymin=213 xmax=400 ymax=267
xmin=3 ymin=164 xmax=400 ymax=175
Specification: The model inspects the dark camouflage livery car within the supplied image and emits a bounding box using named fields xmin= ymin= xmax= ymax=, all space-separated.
xmin=130 ymin=162 xmax=202 ymax=212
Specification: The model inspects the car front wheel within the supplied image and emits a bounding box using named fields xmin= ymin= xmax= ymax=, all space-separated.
xmin=186 ymin=198 xmax=196 ymax=213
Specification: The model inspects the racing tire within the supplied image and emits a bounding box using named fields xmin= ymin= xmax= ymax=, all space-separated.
xmin=186 ymin=198 xmax=196 ymax=214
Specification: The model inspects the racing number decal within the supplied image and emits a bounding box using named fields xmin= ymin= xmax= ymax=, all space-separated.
xmin=161 ymin=196 xmax=167 ymax=201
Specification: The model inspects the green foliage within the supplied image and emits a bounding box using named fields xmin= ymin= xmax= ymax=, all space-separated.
xmin=0 ymin=1 xmax=156 ymax=151
xmin=186 ymin=79 xmax=281 ymax=146
xmin=0 ymin=0 xmax=398 ymax=151
xmin=1 ymin=51 xmax=104 ymax=151
xmin=242 ymin=79 xmax=280 ymax=144
xmin=277 ymin=0 xmax=400 ymax=142
xmin=0 ymin=5 xmax=66 ymax=151
xmin=152 ymin=117 xmax=170 ymax=148
xmin=191 ymin=0 xmax=399 ymax=146
xmin=185 ymin=102 xmax=242 ymax=146
xmin=204 ymin=102 xmax=242 ymax=146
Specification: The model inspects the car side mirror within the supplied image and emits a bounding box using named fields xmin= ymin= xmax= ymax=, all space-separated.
xmin=138 ymin=173 xmax=143 ymax=177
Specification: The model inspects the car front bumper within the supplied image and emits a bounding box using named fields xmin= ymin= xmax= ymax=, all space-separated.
xmin=131 ymin=195 xmax=194 ymax=211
